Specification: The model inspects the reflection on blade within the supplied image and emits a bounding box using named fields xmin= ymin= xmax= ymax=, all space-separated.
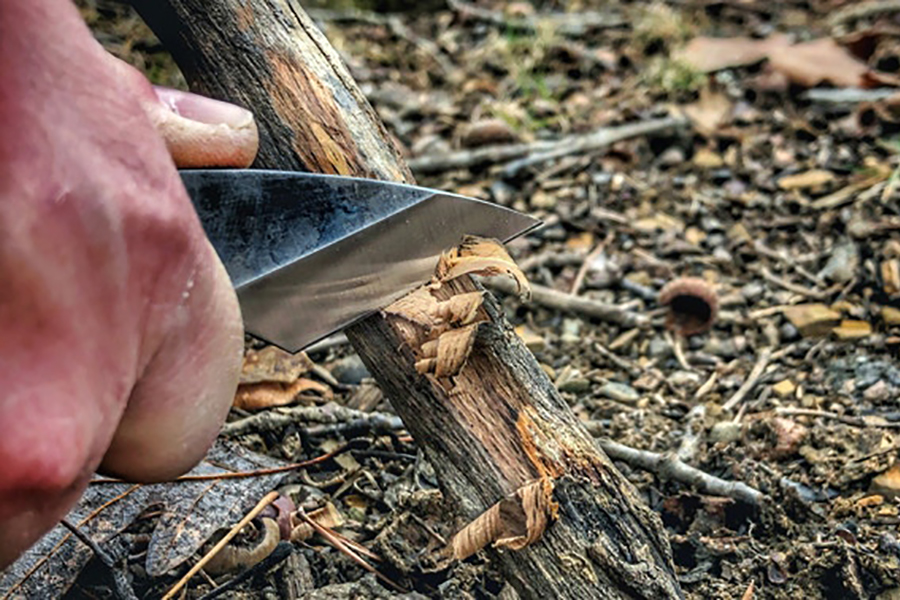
xmin=181 ymin=169 xmax=540 ymax=352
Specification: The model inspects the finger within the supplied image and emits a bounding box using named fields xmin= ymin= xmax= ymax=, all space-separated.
xmin=99 ymin=237 xmax=244 ymax=481
xmin=149 ymin=86 xmax=259 ymax=168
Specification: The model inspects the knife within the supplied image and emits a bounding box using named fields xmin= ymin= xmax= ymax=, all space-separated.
xmin=180 ymin=169 xmax=540 ymax=353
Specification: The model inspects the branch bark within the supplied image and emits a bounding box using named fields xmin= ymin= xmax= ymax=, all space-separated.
xmin=134 ymin=2 xmax=683 ymax=597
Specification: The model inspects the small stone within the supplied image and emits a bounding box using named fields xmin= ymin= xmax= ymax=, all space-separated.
xmin=561 ymin=318 xmax=582 ymax=344
xmin=692 ymin=147 xmax=724 ymax=168
xmin=833 ymin=320 xmax=872 ymax=340
xmin=669 ymin=370 xmax=701 ymax=387
xmin=649 ymin=336 xmax=673 ymax=358
xmin=330 ymin=354 xmax=370 ymax=385
xmin=515 ymin=325 xmax=546 ymax=352
xmin=772 ymin=379 xmax=797 ymax=399
xmin=883 ymin=306 xmax=900 ymax=326
xmin=864 ymin=380 xmax=891 ymax=403
xmin=783 ymin=304 xmax=841 ymax=337
xmin=558 ymin=378 xmax=591 ymax=394
xmin=741 ymin=282 xmax=765 ymax=302
xmin=598 ymin=382 xmax=640 ymax=403
xmin=709 ymin=421 xmax=742 ymax=444
xmin=780 ymin=322 xmax=800 ymax=341
xmin=727 ymin=222 xmax=752 ymax=244
xmin=685 ymin=226 xmax=707 ymax=246
xmin=530 ymin=190 xmax=556 ymax=210
xmin=818 ymin=241 xmax=859 ymax=283
xmin=460 ymin=118 xmax=518 ymax=148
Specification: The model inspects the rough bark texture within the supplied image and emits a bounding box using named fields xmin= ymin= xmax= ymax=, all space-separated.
xmin=135 ymin=1 xmax=683 ymax=597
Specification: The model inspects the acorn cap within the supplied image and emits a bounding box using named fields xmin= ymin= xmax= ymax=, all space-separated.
xmin=658 ymin=277 xmax=718 ymax=336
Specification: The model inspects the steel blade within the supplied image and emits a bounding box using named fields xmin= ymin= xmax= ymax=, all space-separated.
xmin=180 ymin=169 xmax=540 ymax=352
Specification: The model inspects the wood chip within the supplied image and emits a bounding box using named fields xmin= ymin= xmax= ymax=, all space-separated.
xmin=777 ymin=169 xmax=835 ymax=191
xmin=832 ymin=319 xmax=872 ymax=340
xmin=451 ymin=478 xmax=558 ymax=560
xmin=783 ymin=304 xmax=841 ymax=337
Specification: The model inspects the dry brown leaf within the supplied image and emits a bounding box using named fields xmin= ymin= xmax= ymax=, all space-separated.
xmin=675 ymin=34 xmax=792 ymax=73
xmin=680 ymin=84 xmax=733 ymax=137
xmin=416 ymin=323 xmax=480 ymax=377
xmin=436 ymin=235 xmax=531 ymax=300
xmin=770 ymin=417 xmax=808 ymax=458
xmin=290 ymin=502 xmax=345 ymax=542
xmin=767 ymin=37 xmax=890 ymax=88
xmin=234 ymin=377 xmax=332 ymax=411
xmin=451 ymin=478 xmax=558 ymax=560
xmin=240 ymin=346 xmax=314 ymax=384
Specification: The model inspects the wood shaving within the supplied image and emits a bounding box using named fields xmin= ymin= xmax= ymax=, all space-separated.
xmin=451 ymin=478 xmax=558 ymax=560
xmin=204 ymin=517 xmax=280 ymax=575
xmin=240 ymin=346 xmax=315 ymax=384
xmin=416 ymin=324 xmax=480 ymax=377
xmin=434 ymin=235 xmax=531 ymax=301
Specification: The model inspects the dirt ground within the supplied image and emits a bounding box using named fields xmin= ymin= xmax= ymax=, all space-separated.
xmin=16 ymin=0 xmax=900 ymax=598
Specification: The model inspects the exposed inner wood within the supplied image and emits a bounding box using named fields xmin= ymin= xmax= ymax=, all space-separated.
xmin=135 ymin=1 xmax=684 ymax=597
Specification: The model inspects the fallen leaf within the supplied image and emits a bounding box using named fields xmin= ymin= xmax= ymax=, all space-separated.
xmin=675 ymin=34 xmax=792 ymax=73
xmin=204 ymin=517 xmax=281 ymax=576
xmin=240 ymin=346 xmax=314 ymax=385
xmin=1 ymin=441 xmax=291 ymax=597
xmin=681 ymin=84 xmax=734 ymax=136
xmin=768 ymin=37 xmax=896 ymax=88
xmin=234 ymin=377 xmax=332 ymax=410
xmin=783 ymin=304 xmax=841 ymax=337
xmin=871 ymin=464 xmax=900 ymax=500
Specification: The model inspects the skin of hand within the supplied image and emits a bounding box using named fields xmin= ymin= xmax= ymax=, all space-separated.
xmin=0 ymin=1 xmax=259 ymax=568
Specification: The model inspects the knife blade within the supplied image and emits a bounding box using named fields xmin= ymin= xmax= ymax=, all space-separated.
xmin=180 ymin=169 xmax=540 ymax=352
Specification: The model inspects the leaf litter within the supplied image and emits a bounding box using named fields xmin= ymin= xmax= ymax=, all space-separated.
xmin=15 ymin=0 xmax=900 ymax=598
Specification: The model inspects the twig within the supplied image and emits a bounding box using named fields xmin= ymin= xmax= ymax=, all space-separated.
xmin=598 ymin=439 xmax=765 ymax=506
xmin=756 ymin=266 xmax=832 ymax=300
xmin=447 ymin=0 xmax=625 ymax=36
xmin=407 ymin=117 xmax=687 ymax=175
xmin=593 ymin=342 xmax=642 ymax=378
xmin=482 ymin=275 xmax=648 ymax=328
xmin=60 ymin=519 xmax=138 ymax=600
xmin=570 ymin=233 xmax=612 ymax=295
xmin=308 ymin=9 xmax=454 ymax=75
xmin=163 ymin=492 xmax=280 ymax=600
xmin=295 ymin=508 xmax=406 ymax=592
xmin=722 ymin=348 xmax=773 ymax=412
xmin=803 ymin=88 xmax=898 ymax=104
xmin=502 ymin=117 xmax=688 ymax=178
xmin=775 ymin=407 xmax=900 ymax=429
xmin=221 ymin=403 xmax=403 ymax=437
xmin=694 ymin=370 xmax=718 ymax=401
xmin=666 ymin=331 xmax=693 ymax=372
xmin=829 ymin=0 xmax=900 ymax=30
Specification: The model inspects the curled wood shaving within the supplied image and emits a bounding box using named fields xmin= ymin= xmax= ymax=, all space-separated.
xmin=289 ymin=502 xmax=345 ymax=542
xmin=233 ymin=378 xmax=333 ymax=411
xmin=451 ymin=478 xmax=558 ymax=560
xmin=435 ymin=235 xmax=531 ymax=301
xmin=416 ymin=324 xmax=480 ymax=377
xmin=204 ymin=517 xmax=280 ymax=576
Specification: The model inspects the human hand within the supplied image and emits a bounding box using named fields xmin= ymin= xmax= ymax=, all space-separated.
xmin=0 ymin=0 xmax=259 ymax=567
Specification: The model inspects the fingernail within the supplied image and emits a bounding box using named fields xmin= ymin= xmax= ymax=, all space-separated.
xmin=153 ymin=86 xmax=254 ymax=129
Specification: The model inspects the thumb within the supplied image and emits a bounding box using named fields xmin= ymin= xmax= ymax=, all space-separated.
xmin=148 ymin=86 xmax=259 ymax=168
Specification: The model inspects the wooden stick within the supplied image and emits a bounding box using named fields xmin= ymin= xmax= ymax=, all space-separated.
xmin=135 ymin=2 xmax=683 ymax=597
xmin=162 ymin=492 xmax=279 ymax=600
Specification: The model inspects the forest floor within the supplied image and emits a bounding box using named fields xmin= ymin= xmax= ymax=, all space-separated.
xmin=9 ymin=0 xmax=900 ymax=598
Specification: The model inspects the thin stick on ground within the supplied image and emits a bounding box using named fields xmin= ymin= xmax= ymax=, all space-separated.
xmin=722 ymin=348 xmax=774 ymax=412
xmin=162 ymin=491 xmax=280 ymax=600
xmin=598 ymin=439 xmax=765 ymax=506
xmin=295 ymin=509 xmax=405 ymax=592
xmin=775 ymin=407 xmax=900 ymax=429
xmin=570 ymin=233 xmax=613 ymax=295
xmin=60 ymin=519 xmax=138 ymax=600
xmin=483 ymin=275 xmax=648 ymax=328
xmin=406 ymin=117 xmax=687 ymax=175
